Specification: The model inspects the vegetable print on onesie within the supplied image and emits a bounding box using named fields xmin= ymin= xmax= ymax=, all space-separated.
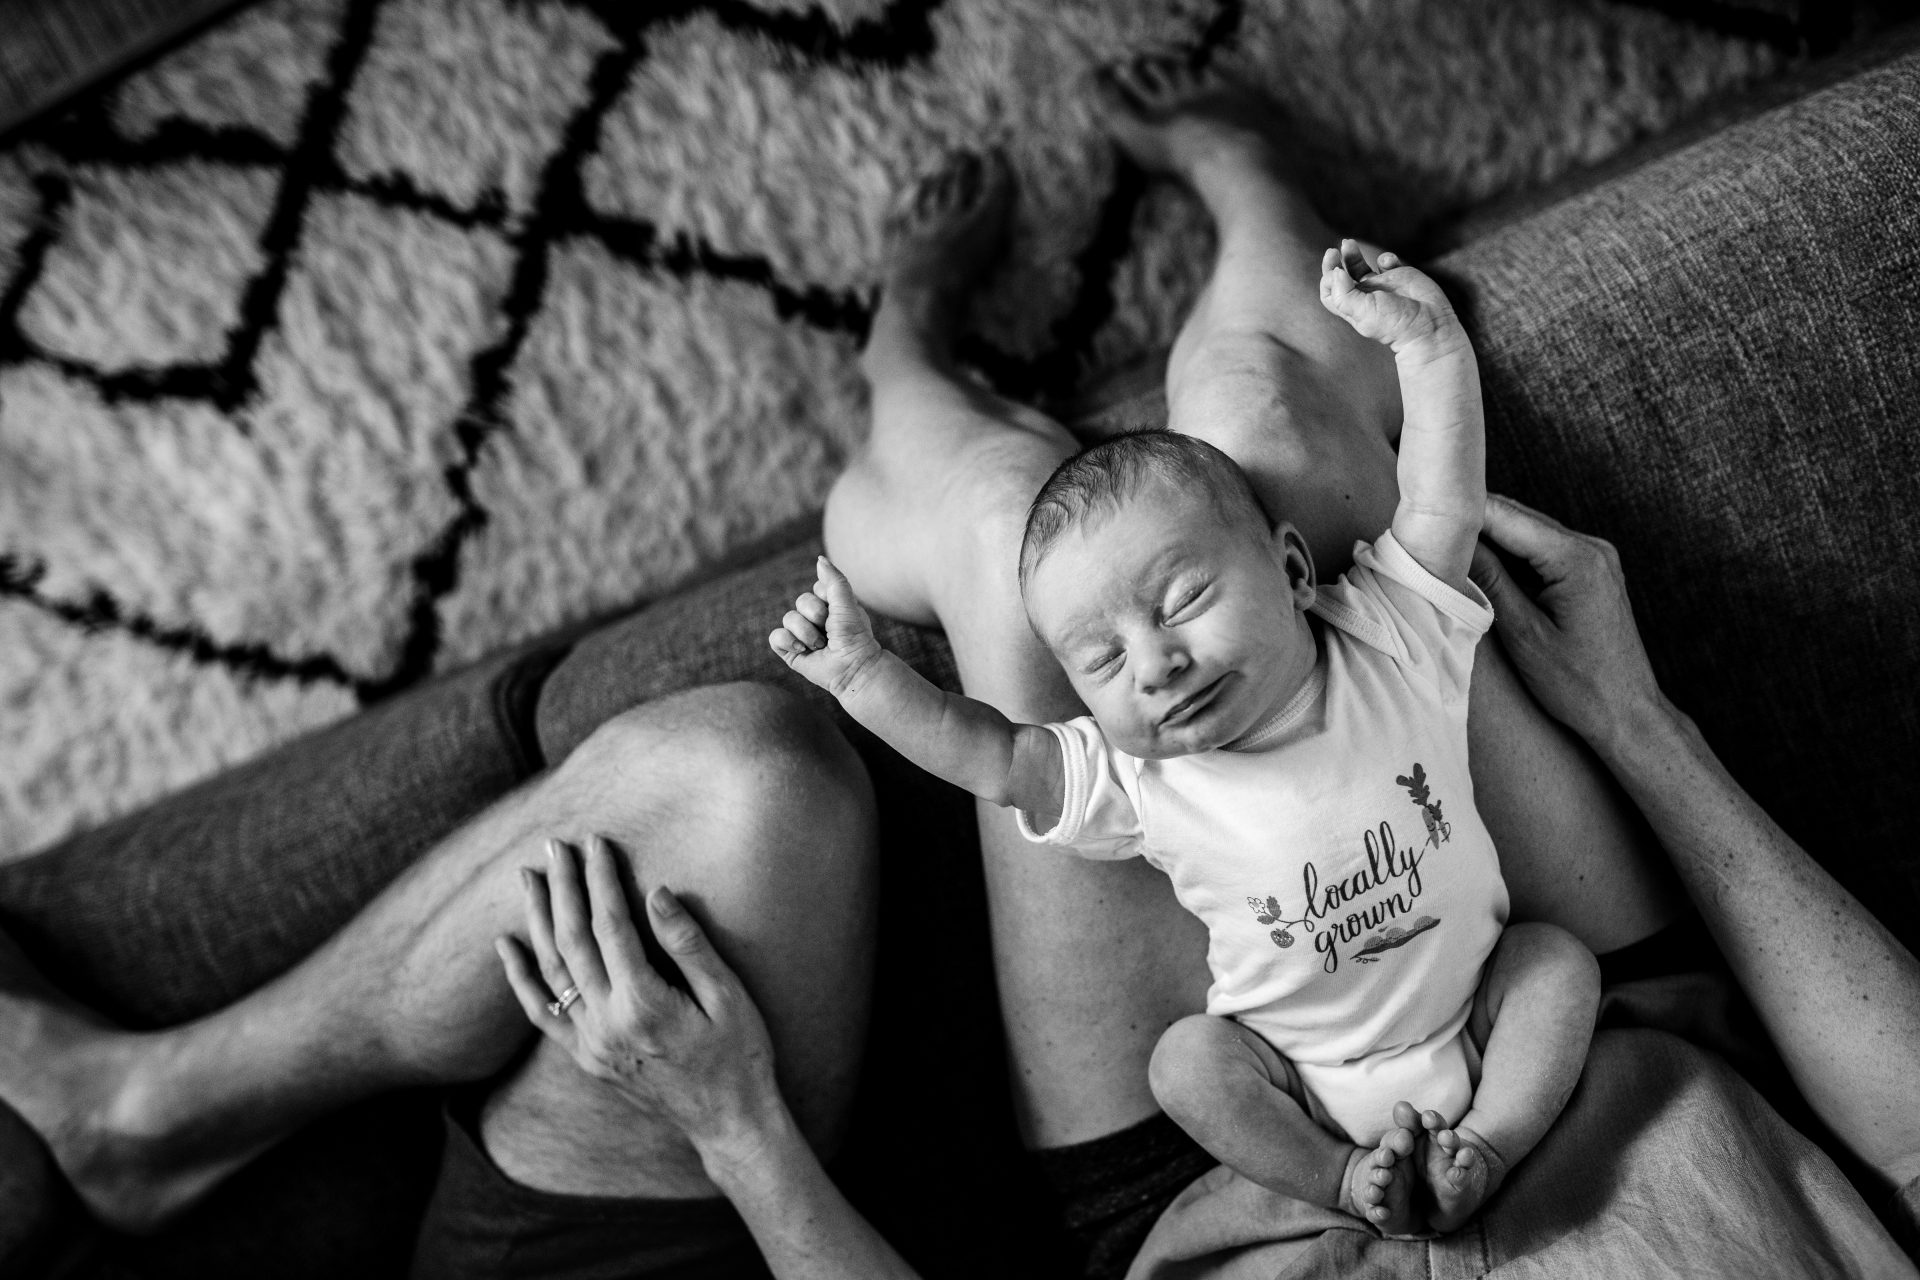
xmin=1019 ymin=532 xmax=1509 ymax=1147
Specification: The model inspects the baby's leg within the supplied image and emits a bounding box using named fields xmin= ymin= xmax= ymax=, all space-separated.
xmin=1416 ymin=922 xmax=1601 ymax=1232
xmin=1150 ymin=1014 xmax=1421 ymax=1234
xmin=1099 ymin=58 xmax=1680 ymax=952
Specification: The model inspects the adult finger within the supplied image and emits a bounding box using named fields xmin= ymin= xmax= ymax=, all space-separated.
xmin=1478 ymin=494 xmax=1582 ymax=578
xmin=646 ymin=888 xmax=738 ymax=1015
xmin=1469 ymin=541 xmax=1544 ymax=635
xmin=520 ymin=866 xmax=573 ymax=999
xmin=582 ymin=835 xmax=664 ymax=1003
xmin=496 ymin=936 xmax=576 ymax=1047
xmin=547 ymin=838 xmax=611 ymax=1000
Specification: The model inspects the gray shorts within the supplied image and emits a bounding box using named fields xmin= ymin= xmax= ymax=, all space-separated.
xmin=408 ymin=1091 xmax=773 ymax=1280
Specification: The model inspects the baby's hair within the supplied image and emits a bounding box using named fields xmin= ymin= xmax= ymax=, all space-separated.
xmin=1018 ymin=430 xmax=1269 ymax=593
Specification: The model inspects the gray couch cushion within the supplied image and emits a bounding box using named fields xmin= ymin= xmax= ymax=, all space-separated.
xmin=1433 ymin=45 xmax=1920 ymax=951
xmin=536 ymin=533 xmax=960 ymax=764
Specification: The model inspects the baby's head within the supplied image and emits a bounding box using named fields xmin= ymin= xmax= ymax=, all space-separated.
xmin=1019 ymin=432 xmax=1320 ymax=759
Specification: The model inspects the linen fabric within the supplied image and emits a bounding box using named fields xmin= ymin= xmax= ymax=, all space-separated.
xmin=1021 ymin=533 xmax=1507 ymax=1143
xmin=1125 ymin=1024 xmax=1918 ymax=1280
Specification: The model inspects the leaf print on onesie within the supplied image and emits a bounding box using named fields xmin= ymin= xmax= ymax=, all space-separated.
xmin=1396 ymin=762 xmax=1451 ymax=849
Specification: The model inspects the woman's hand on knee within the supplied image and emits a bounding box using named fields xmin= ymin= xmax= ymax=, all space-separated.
xmin=497 ymin=835 xmax=784 ymax=1164
xmin=1469 ymin=494 xmax=1666 ymax=750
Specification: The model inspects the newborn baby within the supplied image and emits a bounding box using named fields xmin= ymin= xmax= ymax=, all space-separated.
xmin=771 ymin=246 xmax=1598 ymax=1236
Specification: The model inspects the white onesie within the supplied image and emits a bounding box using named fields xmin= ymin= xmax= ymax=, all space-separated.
xmin=1019 ymin=532 xmax=1508 ymax=1146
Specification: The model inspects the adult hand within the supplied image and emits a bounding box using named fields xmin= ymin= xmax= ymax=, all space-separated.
xmin=496 ymin=836 xmax=782 ymax=1169
xmin=1468 ymin=494 xmax=1667 ymax=751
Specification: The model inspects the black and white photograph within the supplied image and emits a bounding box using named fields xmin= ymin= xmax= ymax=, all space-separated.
xmin=1 ymin=0 xmax=1917 ymax=1275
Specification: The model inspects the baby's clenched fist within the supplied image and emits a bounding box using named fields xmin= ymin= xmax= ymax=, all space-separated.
xmin=769 ymin=555 xmax=883 ymax=698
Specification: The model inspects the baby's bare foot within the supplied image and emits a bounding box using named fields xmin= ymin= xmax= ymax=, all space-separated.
xmin=0 ymin=928 xmax=224 ymax=1232
xmin=1343 ymin=1115 xmax=1420 ymax=1236
xmin=1415 ymin=1107 xmax=1508 ymax=1233
xmin=869 ymin=148 xmax=1013 ymax=352
xmin=1093 ymin=53 xmax=1297 ymax=186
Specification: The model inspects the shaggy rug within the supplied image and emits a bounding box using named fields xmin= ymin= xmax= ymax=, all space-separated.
xmin=0 ymin=0 xmax=1820 ymax=857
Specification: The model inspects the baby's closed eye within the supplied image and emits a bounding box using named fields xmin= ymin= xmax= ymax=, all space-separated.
xmin=1164 ymin=584 xmax=1210 ymax=622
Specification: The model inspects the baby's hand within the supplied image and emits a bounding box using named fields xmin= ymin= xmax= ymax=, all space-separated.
xmin=1319 ymin=239 xmax=1459 ymax=351
xmin=768 ymin=556 xmax=883 ymax=698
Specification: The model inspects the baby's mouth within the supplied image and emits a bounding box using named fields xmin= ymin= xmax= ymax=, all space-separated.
xmin=1160 ymin=675 xmax=1228 ymax=729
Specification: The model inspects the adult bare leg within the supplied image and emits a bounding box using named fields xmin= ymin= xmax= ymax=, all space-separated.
xmin=0 ymin=683 xmax=875 ymax=1227
xmin=1098 ymin=57 xmax=1679 ymax=949
xmin=825 ymin=151 xmax=1210 ymax=1147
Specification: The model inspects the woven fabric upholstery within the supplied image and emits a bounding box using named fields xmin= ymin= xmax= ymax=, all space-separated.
xmin=0 ymin=642 xmax=559 ymax=1028
xmin=534 ymin=533 xmax=959 ymax=764
xmin=1433 ymin=47 xmax=1920 ymax=951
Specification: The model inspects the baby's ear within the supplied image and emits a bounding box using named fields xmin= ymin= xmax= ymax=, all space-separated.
xmin=1274 ymin=523 xmax=1318 ymax=602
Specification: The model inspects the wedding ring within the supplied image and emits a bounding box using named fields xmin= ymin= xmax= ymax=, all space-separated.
xmin=547 ymin=985 xmax=582 ymax=1017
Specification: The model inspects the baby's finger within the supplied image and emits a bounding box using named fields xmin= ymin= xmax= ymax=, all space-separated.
xmin=796 ymin=592 xmax=829 ymax=627
xmin=782 ymin=610 xmax=825 ymax=649
xmin=1321 ymin=259 xmax=1355 ymax=298
xmin=768 ymin=628 xmax=806 ymax=663
xmin=1341 ymin=237 xmax=1374 ymax=280
xmin=1377 ymin=250 xmax=1403 ymax=270
xmin=1321 ymin=247 xmax=1341 ymax=276
xmin=815 ymin=556 xmax=861 ymax=610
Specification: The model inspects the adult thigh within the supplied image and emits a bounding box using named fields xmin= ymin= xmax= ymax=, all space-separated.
xmin=478 ymin=682 xmax=879 ymax=1198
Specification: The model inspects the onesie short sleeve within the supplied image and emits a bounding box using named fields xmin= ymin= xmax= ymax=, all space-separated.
xmin=1311 ymin=530 xmax=1494 ymax=705
xmin=1015 ymin=717 xmax=1144 ymax=860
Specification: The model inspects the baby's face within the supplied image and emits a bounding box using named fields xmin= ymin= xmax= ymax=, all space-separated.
xmin=1024 ymin=482 xmax=1319 ymax=760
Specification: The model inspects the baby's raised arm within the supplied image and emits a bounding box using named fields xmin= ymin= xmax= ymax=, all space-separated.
xmin=1319 ymin=239 xmax=1485 ymax=590
xmin=769 ymin=557 xmax=1065 ymax=829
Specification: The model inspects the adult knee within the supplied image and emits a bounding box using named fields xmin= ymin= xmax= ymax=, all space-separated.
xmin=560 ymin=682 xmax=875 ymax=872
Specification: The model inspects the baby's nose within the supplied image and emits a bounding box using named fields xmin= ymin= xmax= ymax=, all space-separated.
xmin=1136 ymin=645 xmax=1188 ymax=692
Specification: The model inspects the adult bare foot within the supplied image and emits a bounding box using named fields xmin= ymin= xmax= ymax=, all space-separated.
xmin=0 ymin=928 xmax=239 ymax=1232
xmin=1343 ymin=1111 xmax=1421 ymax=1236
xmin=1093 ymin=53 xmax=1297 ymax=188
xmin=864 ymin=147 xmax=1013 ymax=369
xmin=1415 ymin=1106 xmax=1508 ymax=1233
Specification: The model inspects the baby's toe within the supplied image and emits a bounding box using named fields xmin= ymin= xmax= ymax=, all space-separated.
xmin=1391 ymin=1101 xmax=1422 ymax=1131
